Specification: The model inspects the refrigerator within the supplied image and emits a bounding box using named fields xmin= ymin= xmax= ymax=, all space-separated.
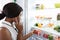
xmin=26 ymin=0 xmax=60 ymax=40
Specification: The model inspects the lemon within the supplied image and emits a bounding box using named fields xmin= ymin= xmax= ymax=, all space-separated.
xmin=38 ymin=23 xmax=43 ymax=28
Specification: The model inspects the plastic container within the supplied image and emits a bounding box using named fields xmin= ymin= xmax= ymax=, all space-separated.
xmin=55 ymin=3 xmax=60 ymax=8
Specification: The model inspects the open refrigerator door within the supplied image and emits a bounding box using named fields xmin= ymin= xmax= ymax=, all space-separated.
xmin=26 ymin=0 xmax=60 ymax=40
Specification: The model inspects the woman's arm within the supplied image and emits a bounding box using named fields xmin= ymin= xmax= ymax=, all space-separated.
xmin=17 ymin=30 xmax=33 ymax=40
xmin=15 ymin=24 xmax=34 ymax=40
xmin=14 ymin=17 xmax=34 ymax=40
xmin=23 ymin=31 xmax=33 ymax=40
xmin=0 ymin=27 xmax=12 ymax=40
xmin=15 ymin=24 xmax=23 ymax=40
xmin=17 ymin=31 xmax=23 ymax=40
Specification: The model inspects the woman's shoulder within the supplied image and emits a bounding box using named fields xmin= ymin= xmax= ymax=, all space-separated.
xmin=0 ymin=27 xmax=10 ymax=33
xmin=0 ymin=27 xmax=12 ymax=40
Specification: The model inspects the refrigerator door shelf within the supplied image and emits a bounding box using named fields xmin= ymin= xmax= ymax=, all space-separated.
xmin=32 ymin=27 xmax=60 ymax=37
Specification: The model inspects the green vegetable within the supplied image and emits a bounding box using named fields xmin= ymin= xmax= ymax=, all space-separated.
xmin=58 ymin=27 xmax=60 ymax=29
xmin=48 ymin=35 xmax=53 ymax=40
xmin=54 ymin=27 xmax=58 ymax=30
xmin=54 ymin=25 xmax=60 ymax=32
xmin=57 ymin=29 xmax=60 ymax=32
xmin=35 ymin=23 xmax=38 ymax=26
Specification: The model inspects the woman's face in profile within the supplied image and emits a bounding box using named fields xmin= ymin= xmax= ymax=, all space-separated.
xmin=19 ymin=12 xmax=23 ymax=23
xmin=14 ymin=12 xmax=23 ymax=23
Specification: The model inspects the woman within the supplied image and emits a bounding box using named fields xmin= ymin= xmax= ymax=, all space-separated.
xmin=0 ymin=2 xmax=35 ymax=40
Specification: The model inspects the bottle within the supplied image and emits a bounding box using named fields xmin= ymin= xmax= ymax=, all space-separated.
xmin=40 ymin=4 xmax=44 ymax=10
xmin=57 ymin=13 xmax=60 ymax=20
xmin=36 ymin=4 xmax=40 ymax=10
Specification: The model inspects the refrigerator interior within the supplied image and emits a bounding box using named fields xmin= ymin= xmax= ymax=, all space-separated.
xmin=26 ymin=0 xmax=60 ymax=40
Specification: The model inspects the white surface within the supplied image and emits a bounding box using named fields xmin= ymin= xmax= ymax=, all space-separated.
xmin=16 ymin=0 xmax=24 ymax=9
xmin=0 ymin=0 xmax=14 ymax=11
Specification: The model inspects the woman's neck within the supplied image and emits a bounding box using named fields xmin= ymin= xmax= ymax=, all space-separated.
xmin=5 ymin=18 xmax=13 ymax=24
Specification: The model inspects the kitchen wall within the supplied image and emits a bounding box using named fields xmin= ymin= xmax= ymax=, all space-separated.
xmin=0 ymin=0 xmax=13 ymax=11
